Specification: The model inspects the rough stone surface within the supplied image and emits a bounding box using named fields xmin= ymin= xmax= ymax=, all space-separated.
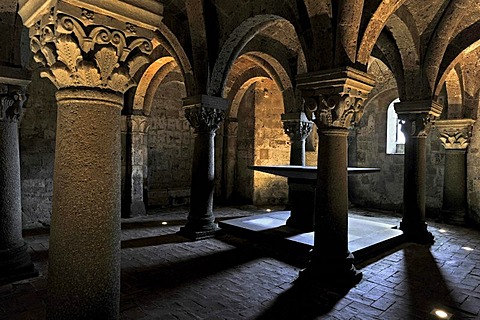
xmin=147 ymin=75 xmax=192 ymax=208
xmin=19 ymin=71 xmax=57 ymax=228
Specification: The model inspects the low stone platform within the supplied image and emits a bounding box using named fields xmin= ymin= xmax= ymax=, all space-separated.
xmin=218 ymin=211 xmax=404 ymax=261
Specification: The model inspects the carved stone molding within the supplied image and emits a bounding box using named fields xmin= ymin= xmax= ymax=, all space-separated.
xmin=183 ymin=95 xmax=227 ymax=134
xmin=395 ymin=100 xmax=443 ymax=137
xmin=0 ymin=86 xmax=27 ymax=123
xmin=296 ymin=67 xmax=375 ymax=128
xmin=18 ymin=0 xmax=163 ymax=93
xmin=435 ymin=118 xmax=475 ymax=150
xmin=282 ymin=112 xmax=313 ymax=141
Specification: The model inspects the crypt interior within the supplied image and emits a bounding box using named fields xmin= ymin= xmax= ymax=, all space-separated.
xmin=1 ymin=0 xmax=480 ymax=319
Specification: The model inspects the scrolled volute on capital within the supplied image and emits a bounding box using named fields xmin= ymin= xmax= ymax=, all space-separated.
xmin=29 ymin=10 xmax=153 ymax=93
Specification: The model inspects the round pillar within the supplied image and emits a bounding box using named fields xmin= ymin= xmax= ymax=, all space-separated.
xmin=299 ymin=127 xmax=361 ymax=286
xmin=0 ymin=89 xmax=36 ymax=284
xmin=442 ymin=150 xmax=467 ymax=224
xmin=47 ymin=89 xmax=122 ymax=319
xmin=178 ymin=95 xmax=226 ymax=240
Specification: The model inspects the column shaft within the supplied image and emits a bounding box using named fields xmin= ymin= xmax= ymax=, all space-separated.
xmin=402 ymin=135 xmax=427 ymax=226
xmin=178 ymin=95 xmax=226 ymax=240
xmin=0 ymin=113 xmax=36 ymax=284
xmin=299 ymin=127 xmax=361 ymax=286
xmin=48 ymin=89 xmax=122 ymax=319
xmin=184 ymin=131 xmax=216 ymax=231
xmin=122 ymin=116 xmax=147 ymax=218
xmin=442 ymin=149 xmax=467 ymax=224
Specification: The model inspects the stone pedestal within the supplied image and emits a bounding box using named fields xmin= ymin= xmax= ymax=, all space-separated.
xmin=178 ymin=95 xmax=227 ymax=240
xmin=122 ymin=115 xmax=148 ymax=218
xmin=282 ymin=112 xmax=314 ymax=230
xmin=296 ymin=67 xmax=375 ymax=287
xmin=0 ymin=86 xmax=37 ymax=285
xmin=395 ymin=100 xmax=442 ymax=244
xmin=435 ymin=119 xmax=474 ymax=225
xmin=18 ymin=1 xmax=162 ymax=318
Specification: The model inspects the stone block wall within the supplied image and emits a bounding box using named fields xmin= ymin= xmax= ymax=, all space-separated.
xmin=252 ymin=80 xmax=290 ymax=205
xmin=147 ymin=75 xmax=193 ymax=207
xmin=20 ymin=71 xmax=57 ymax=227
xmin=467 ymin=119 xmax=480 ymax=225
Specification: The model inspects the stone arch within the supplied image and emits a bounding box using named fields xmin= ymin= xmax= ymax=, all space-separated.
xmin=424 ymin=0 xmax=471 ymax=94
xmin=208 ymin=15 xmax=304 ymax=97
xmin=357 ymin=0 xmax=407 ymax=65
xmin=153 ymin=23 xmax=195 ymax=96
xmin=444 ymin=67 xmax=464 ymax=118
xmin=383 ymin=12 xmax=421 ymax=100
xmin=227 ymin=52 xmax=296 ymax=115
xmin=436 ymin=23 xmax=480 ymax=97
xmin=133 ymin=56 xmax=179 ymax=116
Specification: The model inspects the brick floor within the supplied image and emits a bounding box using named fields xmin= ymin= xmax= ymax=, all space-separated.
xmin=1 ymin=206 xmax=479 ymax=319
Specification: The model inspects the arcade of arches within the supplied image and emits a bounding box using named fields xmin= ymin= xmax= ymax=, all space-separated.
xmin=1 ymin=0 xmax=480 ymax=318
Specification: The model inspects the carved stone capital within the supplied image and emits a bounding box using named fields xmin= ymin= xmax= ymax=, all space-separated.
xmin=296 ymin=67 xmax=375 ymax=128
xmin=183 ymin=95 xmax=227 ymax=134
xmin=124 ymin=114 xmax=149 ymax=134
xmin=281 ymin=112 xmax=313 ymax=141
xmin=395 ymin=100 xmax=442 ymax=137
xmin=18 ymin=1 xmax=163 ymax=93
xmin=435 ymin=119 xmax=475 ymax=150
xmin=0 ymin=86 xmax=27 ymax=123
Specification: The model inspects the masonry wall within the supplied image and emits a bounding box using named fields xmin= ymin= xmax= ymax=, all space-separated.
xmin=252 ymin=80 xmax=290 ymax=205
xmin=146 ymin=74 xmax=193 ymax=208
xmin=467 ymin=119 xmax=480 ymax=225
xmin=20 ymin=71 xmax=57 ymax=228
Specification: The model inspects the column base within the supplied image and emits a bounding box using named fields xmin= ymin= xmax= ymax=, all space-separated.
xmin=400 ymin=221 xmax=434 ymax=244
xmin=0 ymin=243 xmax=38 ymax=286
xmin=296 ymin=252 xmax=362 ymax=289
xmin=177 ymin=222 xmax=220 ymax=240
xmin=121 ymin=201 xmax=147 ymax=218
xmin=439 ymin=209 xmax=466 ymax=226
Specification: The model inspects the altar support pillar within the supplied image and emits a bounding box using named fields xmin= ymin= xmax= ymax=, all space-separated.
xmin=178 ymin=95 xmax=227 ymax=240
xmin=0 ymin=84 xmax=37 ymax=285
xmin=296 ymin=67 xmax=375 ymax=287
xmin=395 ymin=100 xmax=442 ymax=244
xmin=435 ymin=119 xmax=474 ymax=225
xmin=122 ymin=115 xmax=148 ymax=218
xmin=282 ymin=112 xmax=314 ymax=230
xmin=18 ymin=1 xmax=163 ymax=318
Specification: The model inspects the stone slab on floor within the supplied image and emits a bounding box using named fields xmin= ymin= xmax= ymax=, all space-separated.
xmin=218 ymin=211 xmax=404 ymax=260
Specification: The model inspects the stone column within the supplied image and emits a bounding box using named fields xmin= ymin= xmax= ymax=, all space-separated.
xmin=435 ymin=119 xmax=474 ymax=225
xmin=122 ymin=114 xmax=148 ymax=217
xmin=281 ymin=112 xmax=315 ymax=230
xmin=395 ymin=100 xmax=442 ymax=244
xmin=18 ymin=1 xmax=162 ymax=319
xmin=178 ymin=95 xmax=227 ymax=240
xmin=0 ymin=85 xmax=37 ymax=285
xmin=296 ymin=67 xmax=375 ymax=287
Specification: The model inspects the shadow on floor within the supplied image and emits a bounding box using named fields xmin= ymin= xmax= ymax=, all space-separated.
xmin=121 ymin=246 xmax=263 ymax=292
xmin=400 ymin=244 xmax=476 ymax=319
xmin=121 ymin=233 xmax=189 ymax=249
xmin=254 ymin=281 xmax=351 ymax=320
